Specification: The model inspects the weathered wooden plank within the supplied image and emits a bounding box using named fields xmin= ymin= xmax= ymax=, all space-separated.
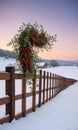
xmin=26 ymin=92 xmax=33 ymax=97
xmin=22 ymin=79 xmax=26 ymax=117
xmin=6 ymin=66 xmax=15 ymax=122
xmin=0 ymin=72 xmax=11 ymax=80
xmin=43 ymin=71 xmax=45 ymax=104
xmin=15 ymin=94 xmax=22 ymax=100
xmin=14 ymin=73 xmax=24 ymax=79
xmin=32 ymin=70 xmax=36 ymax=112
xmin=0 ymin=96 xmax=10 ymax=105
xmin=39 ymin=70 xmax=42 ymax=107
xmin=0 ymin=116 xmax=10 ymax=124
xmin=49 ymin=72 xmax=51 ymax=100
xmin=46 ymin=72 xmax=49 ymax=102
xmin=15 ymin=112 xmax=25 ymax=120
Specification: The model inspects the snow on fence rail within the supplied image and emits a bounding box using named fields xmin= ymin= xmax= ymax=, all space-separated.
xmin=0 ymin=67 xmax=77 ymax=124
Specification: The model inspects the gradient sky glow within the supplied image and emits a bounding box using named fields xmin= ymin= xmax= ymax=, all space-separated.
xmin=0 ymin=0 xmax=78 ymax=60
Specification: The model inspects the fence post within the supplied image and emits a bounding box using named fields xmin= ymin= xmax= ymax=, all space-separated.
xmin=52 ymin=74 xmax=54 ymax=98
xmin=49 ymin=72 xmax=51 ymax=100
xmin=43 ymin=71 xmax=45 ymax=104
xmin=39 ymin=70 xmax=42 ymax=107
xmin=46 ymin=72 xmax=49 ymax=102
xmin=32 ymin=70 xmax=36 ymax=111
xmin=22 ymin=79 xmax=26 ymax=116
xmin=5 ymin=66 xmax=15 ymax=122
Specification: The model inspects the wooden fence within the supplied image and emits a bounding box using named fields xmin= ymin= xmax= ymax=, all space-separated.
xmin=0 ymin=66 xmax=77 ymax=124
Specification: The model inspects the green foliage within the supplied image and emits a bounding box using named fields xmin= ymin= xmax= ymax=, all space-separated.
xmin=8 ymin=22 xmax=57 ymax=78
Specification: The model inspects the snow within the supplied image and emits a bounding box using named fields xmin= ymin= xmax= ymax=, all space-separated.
xmin=42 ymin=66 xmax=78 ymax=80
xmin=0 ymin=57 xmax=16 ymax=71
xmin=0 ymin=57 xmax=78 ymax=130
xmin=36 ymin=62 xmax=45 ymax=67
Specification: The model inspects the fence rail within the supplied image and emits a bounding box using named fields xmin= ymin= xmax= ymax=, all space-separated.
xmin=0 ymin=67 xmax=77 ymax=124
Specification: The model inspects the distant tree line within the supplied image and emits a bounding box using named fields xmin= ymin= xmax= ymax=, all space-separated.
xmin=0 ymin=49 xmax=15 ymax=58
xmin=36 ymin=58 xmax=59 ymax=67
xmin=49 ymin=60 xmax=59 ymax=67
xmin=36 ymin=58 xmax=78 ymax=67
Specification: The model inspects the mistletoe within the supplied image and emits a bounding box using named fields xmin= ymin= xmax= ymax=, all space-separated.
xmin=8 ymin=22 xmax=57 ymax=78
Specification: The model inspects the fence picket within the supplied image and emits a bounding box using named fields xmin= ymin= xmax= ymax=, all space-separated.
xmin=39 ymin=70 xmax=42 ymax=107
xmin=46 ymin=72 xmax=49 ymax=102
xmin=43 ymin=71 xmax=45 ymax=104
xmin=49 ymin=73 xmax=51 ymax=100
xmin=5 ymin=66 xmax=15 ymax=122
xmin=32 ymin=70 xmax=36 ymax=112
xmin=22 ymin=79 xmax=26 ymax=117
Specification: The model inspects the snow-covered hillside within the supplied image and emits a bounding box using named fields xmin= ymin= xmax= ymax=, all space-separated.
xmin=43 ymin=66 xmax=78 ymax=80
xmin=37 ymin=59 xmax=78 ymax=67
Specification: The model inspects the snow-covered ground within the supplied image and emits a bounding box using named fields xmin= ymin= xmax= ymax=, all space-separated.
xmin=0 ymin=57 xmax=78 ymax=130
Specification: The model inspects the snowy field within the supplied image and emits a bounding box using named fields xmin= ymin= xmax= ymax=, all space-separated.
xmin=43 ymin=66 xmax=78 ymax=80
xmin=0 ymin=57 xmax=78 ymax=130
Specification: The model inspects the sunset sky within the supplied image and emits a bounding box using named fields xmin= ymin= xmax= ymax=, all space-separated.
xmin=0 ymin=0 xmax=78 ymax=60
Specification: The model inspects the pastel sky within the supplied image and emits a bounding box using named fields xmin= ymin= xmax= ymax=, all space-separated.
xmin=0 ymin=0 xmax=78 ymax=60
